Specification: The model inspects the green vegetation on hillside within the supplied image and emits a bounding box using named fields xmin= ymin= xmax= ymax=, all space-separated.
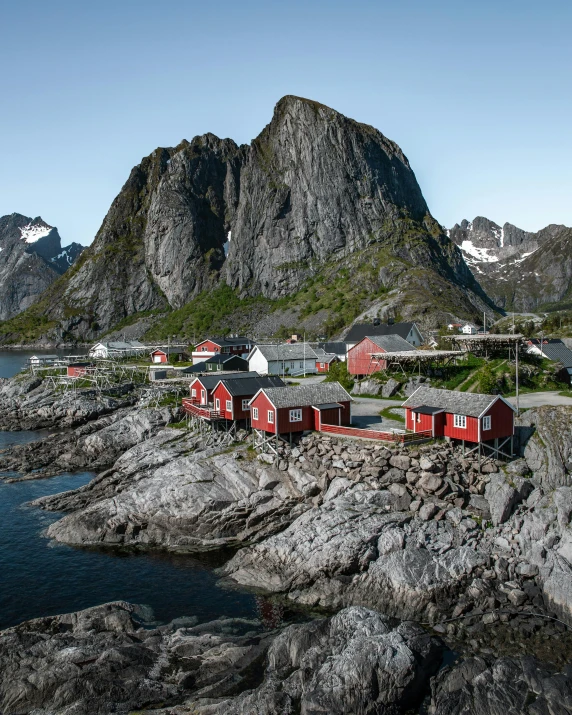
xmin=323 ymin=361 xmax=354 ymax=392
xmin=143 ymin=285 xmax=271 ymax=341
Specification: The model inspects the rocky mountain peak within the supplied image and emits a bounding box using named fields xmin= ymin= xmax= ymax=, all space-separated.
xmin=0 ymin=213 xmax=85 ymax=321
xmin=1 ymin=97 xmax=494 ymax=341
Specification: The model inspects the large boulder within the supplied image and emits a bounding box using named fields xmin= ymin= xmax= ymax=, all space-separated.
xmin=429 ymin=655 xmax=572 ymax=714
xmin=382 ymin=377 xmax=401 ymax=398
xmin=484 ymin=473 xmax=533 ymax=526
xmin=196 ymin=607 xmax=443 ymax=715
xmin=519 ymin=406 xmax=572 ymax=488
xmin=351 ymin=379 xmax=382 ymax=396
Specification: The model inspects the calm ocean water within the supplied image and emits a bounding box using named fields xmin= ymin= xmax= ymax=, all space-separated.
xmin=0 ymin=352 xmax=257 ymax=629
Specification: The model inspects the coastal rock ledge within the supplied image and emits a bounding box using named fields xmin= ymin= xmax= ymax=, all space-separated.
xmin=0 ymin=603 xmax=442 ymax=715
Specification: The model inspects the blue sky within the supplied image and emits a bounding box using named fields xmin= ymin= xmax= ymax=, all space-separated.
xmin=1 ymin=0 xmax=570 ymax=245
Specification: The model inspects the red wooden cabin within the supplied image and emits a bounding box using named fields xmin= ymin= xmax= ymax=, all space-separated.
xmin=192 ymin=336 xmax=254 ymax=364
xmin=401 ymin=386 xmax=515 ymax=443
xmin=347 ymin=335 xmax=415 ymax=376
xmin=249 ymin=382 xmax=352 ymax=435
xmin=67 ymin=362 xmax=93 ymax=377
xmin=188 ymin=372 xmax=260 ymax=406
xmin=211 ymin=375 xmax=286 ymax=420
xmin=315 ymin=353 xmax=339 ymax=373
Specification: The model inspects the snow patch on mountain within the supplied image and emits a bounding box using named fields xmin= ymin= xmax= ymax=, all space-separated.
xmin=460 ymin=240 xmax=499 ymax=263
xmin=19 ymin=223 xmax=52 ymax=244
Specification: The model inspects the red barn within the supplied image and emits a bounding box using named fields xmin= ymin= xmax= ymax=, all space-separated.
xmin=402 ymin=386 xmax=515 ymax=444
xmin=67 ymin=362 xmax=93 ymax=377
xmin=315 ymin=352 xmax=339 ymax=373
xmin=347 ymin=335 xmax=415 ymax=377
xmin=249 ymin=382 xmax=352 ymax=435
xmin=211 ymin=376 xmax=286 ymax=420
xmin=188 ymin=372 xmax=260 ymax=406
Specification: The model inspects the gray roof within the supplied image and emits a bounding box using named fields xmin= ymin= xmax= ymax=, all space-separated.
xmin=345 ymin=322 xmax=418 ymax=343
xmin=254 ymin=343 xmax=318 ymax=361
xmin=529 ymin=339 xmax=572 ymax=367
xmin=317 ymin=353 xmax=338 ymax=364
xmin=318 ymin=342 xmax=348 ymax=355
xmin=258 ymin=382 xmax=352 ymax=409
xmin=402 ymin=386 xmax=508 ymax=418
xmin=99 ymin=341 xmax=146 ymax=350
xmin=365 ymin=334 xmax=415 ymax=353
xmin=221 ymin=376 xmax=285 ymax=397
xmin=190 ymin=372 xmax=260 ymax=390
xmin=151 ymin=346 xmax=187 ymax=355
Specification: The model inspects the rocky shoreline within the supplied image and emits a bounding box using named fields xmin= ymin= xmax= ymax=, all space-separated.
xmin=1 ymin=373 xmax=572 ymax=713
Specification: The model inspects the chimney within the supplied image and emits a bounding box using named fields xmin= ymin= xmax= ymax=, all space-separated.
xmin=373 ymin=318 xmax=381 ymax=326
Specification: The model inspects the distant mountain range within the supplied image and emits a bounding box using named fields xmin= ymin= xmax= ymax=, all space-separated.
xmin=448 ymin=217 xmax=572 ymax=312
xmin=0 ymin=214 xmax=84 ymax=321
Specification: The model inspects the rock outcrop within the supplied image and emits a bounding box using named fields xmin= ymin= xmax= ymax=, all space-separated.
xmin=0 ymin=602 xmax=444 ymax=715
xmin=0 ymin=601 xmax=275 ymax=715
xmin=0 ymin=213 xmax=84 ymax=321
xmin=519 ymin=405 xmax=572 ymax=488
xmin=2 ymin=96 xmax=493 ymax=342
xmin=430 ymin=655 xmax=572 ymax=715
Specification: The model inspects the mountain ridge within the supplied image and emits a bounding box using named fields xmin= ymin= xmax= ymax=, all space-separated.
xmin=449 ymin=216 xmax=572 ymax=312
xmin=0 ymin=97 xmax=495 ymax=344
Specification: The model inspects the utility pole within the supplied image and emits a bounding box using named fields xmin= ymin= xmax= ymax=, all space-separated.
xmin=483 ymin=311 xmax=486 ymax=334
xmin=303 ymin=332 xmax=306 ymax=378
xmin=515 ymin=338 xmax=520 ymax=417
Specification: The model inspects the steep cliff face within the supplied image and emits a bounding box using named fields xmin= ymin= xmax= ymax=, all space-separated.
xmin=1 ymin=97 xmax=493 ymax=342
xmin=449 ymin=217 xmax=572 ymax=311
xmin=0 ymin=214 xmax=84 ymax=321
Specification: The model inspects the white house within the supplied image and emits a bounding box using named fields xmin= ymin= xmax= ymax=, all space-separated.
xmin=461 ymin=324 xmax=478 ymax=335
xmin=89 ymin=341 xmax=146 ymax=359
xmin=248 ymin=343 xmax=318 ymax=376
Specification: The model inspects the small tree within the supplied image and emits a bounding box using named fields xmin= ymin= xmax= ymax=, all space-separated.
xmin=324 ymin=361 xmax=354 ymax=392
xmin=478 ymin=364 xmax=497 ymax=394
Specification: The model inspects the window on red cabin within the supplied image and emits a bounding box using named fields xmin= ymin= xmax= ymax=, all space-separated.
xmin=320 ymin=363 xmax=324 ymax=369
xmin=226 ymin=400 xmax=232 ymax=412
xmin=416 ymin=413 xmax=421 ymax=422
xmin=454 ymin=414 xmax=467 ymax=429
xmin=215 ymin=399 xmax=220 ymax=410
xmin=268 ymin=410 xmax=274 ymax=423
xmin=252 ymin=407 xmax=259 ymax=420
xmin=289 ymin=409 xmax=302 ymax=422
xmin=191 ymin=389 xmax=196 ymax=397
xmin=483 ymin=415 xmax=491 ymax=430
xmin=242 ymin=399 xmax=249 ymax=411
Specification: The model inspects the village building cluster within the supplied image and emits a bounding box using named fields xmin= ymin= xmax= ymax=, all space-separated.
xmin=27 ymin=317 xmax=572 ymax=460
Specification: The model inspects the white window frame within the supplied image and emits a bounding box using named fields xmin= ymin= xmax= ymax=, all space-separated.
xmin=299 ymin=361 xmax=303 ymax=368
xmin=252 ymin=407 xmax=259 ymax=420
xmin=268 ymin=410 xmax=274 ymax=423
xmin=201 ymin=346 xmax=208 ymax=351
xmin=201 ymin=390 xmax=206 ymax=404
xmin=215 ymin=398 xmax=220 ymax=411
xmin=289 ymin=408 xmax=302 ymax=422
xmin=242 ymin=399 xmax=250 ymax=411
xmin=320 ymin=363 xmax=325 ymax=369
xmin=454 ymin=414 xmax=467 ymax=429
xmin=191 ymin=388 xmax=196 ymax=398
xmin=416 ymin=412 xmax=421 ymax=422
xmin=290 ymin=361 xmax=295 ymax=369
xmin=483 ymin=415 xmax=491 ymax=431
xmin=226 ymin=400 xmax=232 ymax=412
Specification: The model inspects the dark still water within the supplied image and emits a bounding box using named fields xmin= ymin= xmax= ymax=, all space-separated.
xmin=0 ymin=460 xmax=257 ymax=630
